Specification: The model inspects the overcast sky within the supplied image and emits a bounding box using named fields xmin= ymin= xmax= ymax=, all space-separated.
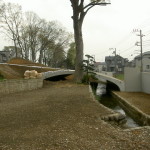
xmin=3 ymin=0 xmax=150 ymax=61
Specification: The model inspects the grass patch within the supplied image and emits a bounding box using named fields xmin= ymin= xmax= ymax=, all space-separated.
xmin=114 ymin=74 xmax=124 ymax=80
xmin=0 ymin=74 xmax=4 ymax=81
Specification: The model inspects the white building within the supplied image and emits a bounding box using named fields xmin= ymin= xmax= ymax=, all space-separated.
xmin=94 ymin=62 xmax=107 ymax=72
xmin=134 ymin=51 xmax=150 ymax=72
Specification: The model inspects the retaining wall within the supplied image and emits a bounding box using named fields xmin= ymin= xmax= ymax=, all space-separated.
xmin=124 ymin=67 xmax=141 ymax=92
xmin=124 ymin=67 xmax=150 ymax=94
xmin=0 ymin=79 xmax=43 ymax=95
xmin=142 ymin=72 xmax=150 ymax=94
xmin=112 ymin=92 xmax=150 ymax=126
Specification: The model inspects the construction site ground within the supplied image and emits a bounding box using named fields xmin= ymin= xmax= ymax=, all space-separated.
xmin=0 ymin=80 xmax=150 ymax=150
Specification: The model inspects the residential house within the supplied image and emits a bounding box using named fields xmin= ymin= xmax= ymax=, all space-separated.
xmin=0 ymin=51 xmax=10 ymax=63
xmin=3 ymin=46 xmax=22 ymax=58
xmin=94 ymin=62 xmax=107 ymax=72
xmin=0 ymin=46 xmax=23 ymax=63
xmin=134 ymin=51 xmax=150 ymax=72
xmin=105 ymin=55 xmax=128 ymax=73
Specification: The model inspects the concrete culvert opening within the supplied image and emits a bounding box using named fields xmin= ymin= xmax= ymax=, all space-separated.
xmin=45 ymin=74 xmax=72 ymax=82
xmin=106 ymin=81 xmax=120 ymax=94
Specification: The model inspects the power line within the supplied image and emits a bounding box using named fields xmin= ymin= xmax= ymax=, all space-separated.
xmin=119 ymin=45 xmax=135 ymax=54
xmin=143 ymin=40 xmax=150 ymax=42
xmin=144 ymin=32 xmax=150 ymax=36
xmin=112 ymin=33 xmax=133 ymax=48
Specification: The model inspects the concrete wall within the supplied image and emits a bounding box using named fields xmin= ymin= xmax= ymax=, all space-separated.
xmin=124 ymin=67 xmax=141 ymax=92
xmin=135 ymin=55 xmax=150 ymax=72
xmin=0 ymin=79 xmax=43 ymax=95
xmin=142 ymin=72 xmax=150 ymax=94
xmin=124 ymin=68 xmax=150 ymax=94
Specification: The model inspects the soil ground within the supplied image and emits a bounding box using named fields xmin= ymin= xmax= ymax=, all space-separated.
xmin=0 ymin=58 xmax=56 ymax=79
xmin=114 ymin=92 xmax=150 ymax=115
xmin=0 ymin=80 xmax=150 ymax=150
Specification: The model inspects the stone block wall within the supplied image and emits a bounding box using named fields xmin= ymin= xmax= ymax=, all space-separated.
xmin=0 ymin=79 xmax=43 ymax=95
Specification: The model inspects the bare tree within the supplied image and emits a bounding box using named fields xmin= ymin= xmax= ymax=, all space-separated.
xmin=38 ymin=20 xmax=59 ymax=64
xmin=69 ymin=0 xmax=110 ymax=82
xmin=0 ymin=2 xmax=73 ymax=66
xmin=24 ymin=12 xmax=42 ymax=62
xmin=38 ymin=21 xmax=73 ymax=66
xmin=0 ymin=2 xmax=23 ymax=57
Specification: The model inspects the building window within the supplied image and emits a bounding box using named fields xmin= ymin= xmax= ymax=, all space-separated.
xmin=2 ymin=56 xmax=7 ymax=61
xmin=146 ymin=65 xmax=150 ymax=69
xmin=118 ymin=68 xmax=122 ymax=71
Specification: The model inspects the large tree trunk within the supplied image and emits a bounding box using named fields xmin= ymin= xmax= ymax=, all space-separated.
xmin=72 ymin=0 xmax=84 ymax=83
xmin=74 ymin=22 xmax=84 ymax=83
xmin=70 ymin=0 xmax=110 ymax=82
xmin=39 ymin=49 xmax=43 ymax=64
xmin=13 ymin=40 xmax=18 ymax=58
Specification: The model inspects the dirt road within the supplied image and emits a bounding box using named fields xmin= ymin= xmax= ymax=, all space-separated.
xmin=0 ymin=81 xmax=150 ymax=150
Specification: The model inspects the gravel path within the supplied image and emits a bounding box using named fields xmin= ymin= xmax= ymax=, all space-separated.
xmin=0 ymin=81 xmax=150 ymax=150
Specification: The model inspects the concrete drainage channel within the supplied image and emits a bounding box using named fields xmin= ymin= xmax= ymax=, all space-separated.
xmin=90 ymin=82 xmax=150 ymax=129
xmin=112 ymin=92 xmax=150 ymax=126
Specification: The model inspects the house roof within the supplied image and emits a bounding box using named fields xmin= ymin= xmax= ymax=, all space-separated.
xmin=135 ymin=51 xmax=150 ymax=59
xmin=94 ymin=62 xmax=106 ymax=67
xmin=0 ymin=51 xmax=10 ymax=54
xmin=105 ymin=55 xmax=124 ymax=60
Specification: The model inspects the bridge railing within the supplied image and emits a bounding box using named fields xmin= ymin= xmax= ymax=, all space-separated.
xmin=94 ymin=72 xmax=125 ymax=91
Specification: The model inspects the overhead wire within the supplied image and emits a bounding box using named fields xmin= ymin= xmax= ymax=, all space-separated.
xmin=97 ymin=18 xmax=150 ymax=61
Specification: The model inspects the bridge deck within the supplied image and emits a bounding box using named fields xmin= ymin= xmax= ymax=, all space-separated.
xmin=95 ymin=72 xmax=125 ymax=91
xmin=42 ymin=70 xmax=75 ymax=79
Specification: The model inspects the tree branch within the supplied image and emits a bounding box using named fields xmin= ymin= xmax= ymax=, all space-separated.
xmin=79 ymin=0 xmax=84 ymax=8
xmin=84 ymin=0 xmax=111 ymax=12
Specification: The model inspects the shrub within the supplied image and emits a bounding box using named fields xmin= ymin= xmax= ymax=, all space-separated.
xmin=0 ymin=73 xmax=4 ymax=80
xmin=82 ymin=73 xmax=98 ymax=84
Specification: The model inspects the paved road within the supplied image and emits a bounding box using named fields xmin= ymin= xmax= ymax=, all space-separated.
xmin=0 ymin=81 xmax=150 ymax=150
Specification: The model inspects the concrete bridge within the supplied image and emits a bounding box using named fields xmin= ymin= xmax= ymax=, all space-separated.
xmin=42 ymin=70 xmax=125 ymax=91
xmin=42 ymin=70 xmax=75 ymax=80
xmin=94 ymin=72 xmax=125 ymax=91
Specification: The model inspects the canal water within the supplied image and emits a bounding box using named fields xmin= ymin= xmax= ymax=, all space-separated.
xmin=92 ymin=82 xmax=140 ymax=128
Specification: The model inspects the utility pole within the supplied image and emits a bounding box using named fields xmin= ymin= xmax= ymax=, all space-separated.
xmin=133 ymin=29 xmax=145 ymax=72
xmin=133 ymin=29 xmax=145 ymax=92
